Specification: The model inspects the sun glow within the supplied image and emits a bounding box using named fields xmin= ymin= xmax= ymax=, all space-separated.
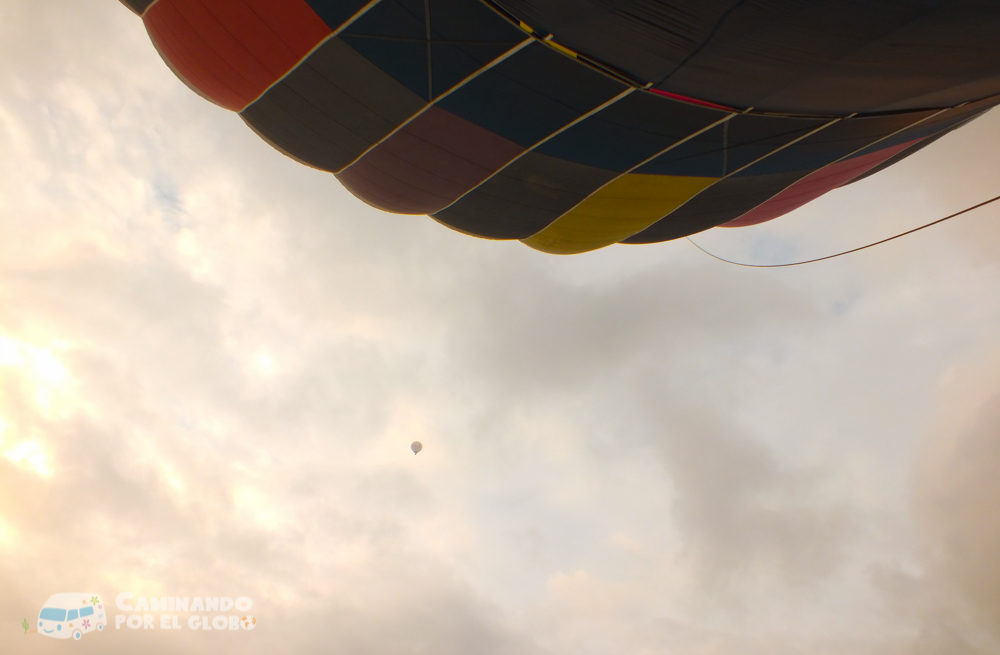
xmin=3 ymin=439 xmax=52 ymax=477
xmin=0 ymin=334 xmax=83 ymax=477
xmin=0 ymin=517 xmax=15 ymax=549
xmin=0 ymin=335 xmax=77 ymax=418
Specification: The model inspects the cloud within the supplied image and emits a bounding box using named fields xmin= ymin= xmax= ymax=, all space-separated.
xmin=911 ymin=349 xmax=1000 ymax=650
xmin=921 ymin=393 xmax=1000 ymax=624
xmin=641 ymin=403 xmax=853 ymax=592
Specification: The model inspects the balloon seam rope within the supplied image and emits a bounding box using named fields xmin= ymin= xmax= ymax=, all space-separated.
xmin=335 ymin=38 xmax=534 ymax=174
xmin=239 ymin=0 xmax=388 ymax=112
xmin=565 ymin=99 xmax=966 ymax=249
xmin=475 ymin=0 xmax=540 ymax=37
xmin=474 ymin=1 xmax=1000 ymax=121
xmin=611 ymin=118 xmax=843 ymax=247
xmin=475 ymin=0 xmax=660 ymax=91
xmin=520 ymin=112 xmax=738 ymax=241
xmin=687 ymin=193 xmax=1000 ymax=267
xmin=432 ymin=87 xmax=637 ymax=215
xmin=718 ymin=106 xmax=952 ymax=230
xmin=655 ymin=0 xmax=753 ymax=87
xmin=140 ymin=0 xmax=161 ymax=18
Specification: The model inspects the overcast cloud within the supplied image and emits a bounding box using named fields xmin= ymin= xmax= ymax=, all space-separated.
xmin=2 ymin=2 xmax=1000 ymax=654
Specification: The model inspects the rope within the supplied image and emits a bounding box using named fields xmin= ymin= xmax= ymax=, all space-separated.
xmin=687 ymin=193 xmax=1000 ymax=268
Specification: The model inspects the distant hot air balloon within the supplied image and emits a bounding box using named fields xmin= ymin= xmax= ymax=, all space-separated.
xmin=411 ymin=441 xmax=423 ymax=455
xmin=120 ymin=0 xmax=1000 ymax=254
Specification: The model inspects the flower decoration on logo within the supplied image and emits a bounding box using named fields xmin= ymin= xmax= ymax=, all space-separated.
xmin=82 ymin=619 xmax=91 ymax=629
xmin=90 ymin=596 xmax=99 ymax=605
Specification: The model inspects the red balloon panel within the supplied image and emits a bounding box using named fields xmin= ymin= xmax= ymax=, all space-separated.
xmin=144 ymin=0 xmax=332 ymax=111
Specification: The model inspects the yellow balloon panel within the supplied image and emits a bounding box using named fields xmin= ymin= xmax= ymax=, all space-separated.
xmin=523 ymin=174 xmax=718 ymax=254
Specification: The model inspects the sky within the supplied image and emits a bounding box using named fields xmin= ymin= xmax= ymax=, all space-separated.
xmin=2 ymin=1 xmax=1000 ymax=654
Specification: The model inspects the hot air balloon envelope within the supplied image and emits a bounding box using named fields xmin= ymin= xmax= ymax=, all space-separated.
xmin=120 ymin=0 xmax=1000 ymax=254
xmin=411 ymin=441 xmax=423 ymax=455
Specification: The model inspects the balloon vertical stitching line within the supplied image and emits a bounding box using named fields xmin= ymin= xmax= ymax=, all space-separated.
xmin=424 ymin=0 xmax=433 ymax=101
xmin=718 ymin=107 xmax=950 ymax=230
xmin=518 ymin=112 xmax=738 ymax=248
xmin=333 ymin=37 xmax=534 ymax=174
xmin=431 ymin=86 xmax=638 ymax=214
xmin=722 ymin=119 xmax=729 ymax=176
xmin=610 ymin=118 xmax=842 ymax=249
xmin=239 ymin=0 xmax=388 ymax=112
xmin=656 ymin=0 xmax=753 ymax=86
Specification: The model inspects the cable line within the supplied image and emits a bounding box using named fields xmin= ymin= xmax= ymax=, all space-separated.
xmin=687 ymin=193 xmax=1000 ymax=268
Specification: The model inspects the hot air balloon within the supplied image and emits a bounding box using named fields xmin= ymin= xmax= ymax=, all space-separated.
xmin=119 ymin=0 xmax=1000 ymax=254
xmin=411 ymin=441 xmax=423 ymax=455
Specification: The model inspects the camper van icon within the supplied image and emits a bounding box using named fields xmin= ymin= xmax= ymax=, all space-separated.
xmin=37 ymin=593 xmax=106 ymax=640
